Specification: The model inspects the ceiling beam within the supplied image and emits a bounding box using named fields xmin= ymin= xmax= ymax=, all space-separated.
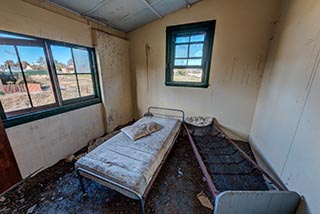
xmin=138 ymin=0 xmax=163 ymax=19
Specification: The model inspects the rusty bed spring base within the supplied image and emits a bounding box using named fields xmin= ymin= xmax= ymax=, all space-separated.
xmin=183 ymin=119 xmax=286 ymax=200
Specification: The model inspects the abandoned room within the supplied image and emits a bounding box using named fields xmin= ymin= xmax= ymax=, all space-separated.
xmin=0 ymin=0 xmax=318 ymax=213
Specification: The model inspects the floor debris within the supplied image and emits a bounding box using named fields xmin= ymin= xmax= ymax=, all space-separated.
xmin=64 ymin=154 xmax=75 ymax=162
xmin=197 ymin=191 xmax=213 ymax=210
xmin=1 ymin=124 xmax=261 ymax=214
xmin=26 ymin=204 xmax=37 ymax=214
xmin=178 ymin=167 xmax=183 ymax=177
xmin=0 ymin=132 xmax=211 ymax=214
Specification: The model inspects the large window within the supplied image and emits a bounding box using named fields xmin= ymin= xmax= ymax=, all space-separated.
xmin=165 ymin=20 xmax=216 ymax=88
xmin=0 ymin=31 xmax=100 ymax=127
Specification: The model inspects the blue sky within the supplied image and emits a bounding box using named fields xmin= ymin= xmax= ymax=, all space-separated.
xmin=51 ymin=45 xmax=72 ymax=64
xmin=0 ymin=45 xmax=72 ymax=66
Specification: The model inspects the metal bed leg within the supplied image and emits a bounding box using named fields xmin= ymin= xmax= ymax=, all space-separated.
xmin=138 ymin=196 xmax=145 ymax=214
xmin=76 ymin=170 xmax=87 ymax=196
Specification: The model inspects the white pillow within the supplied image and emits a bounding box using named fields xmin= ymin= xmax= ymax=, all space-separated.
xmin=121 ymin=121 xmax=162 ymax=141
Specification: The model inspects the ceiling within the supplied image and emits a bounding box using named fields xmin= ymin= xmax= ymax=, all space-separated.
xmin=48 ymin=0 xmax=201 ymax=32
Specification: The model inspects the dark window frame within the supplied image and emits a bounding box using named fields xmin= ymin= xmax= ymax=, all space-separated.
xmin=0 ymin=30 xmax=101 ymax=128
xmin=165 ymin=20 xmax=216 ymax=88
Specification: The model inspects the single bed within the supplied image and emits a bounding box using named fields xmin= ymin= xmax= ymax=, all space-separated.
xmin=75 ymin=107 xmax=183 ymax=214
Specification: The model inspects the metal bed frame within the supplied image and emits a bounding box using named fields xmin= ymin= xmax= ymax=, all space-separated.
xmin=76 ymin=107 xmax=184 ymax=214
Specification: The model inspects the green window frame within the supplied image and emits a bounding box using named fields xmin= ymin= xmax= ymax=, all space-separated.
xmin=0 ymin=30 xmax=101 ymax=128
xmin=165 ymin=20 xmax=216 ymax=88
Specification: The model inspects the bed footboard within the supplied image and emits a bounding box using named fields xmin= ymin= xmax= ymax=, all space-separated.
xmin=214 ymin=190 xmax=300 ymax=214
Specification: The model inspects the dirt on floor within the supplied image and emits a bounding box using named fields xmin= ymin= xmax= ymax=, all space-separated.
xmin=0 ymin=132 xmax=212 ymax=214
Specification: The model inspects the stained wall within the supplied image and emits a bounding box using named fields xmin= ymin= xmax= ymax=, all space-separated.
xmin=95 ymin=31 xmax=133 ymax=132
xmin=250 ymin=0 xmax=320 ymax=212
xmin=128 ymin=0 xmax=281 ymax=139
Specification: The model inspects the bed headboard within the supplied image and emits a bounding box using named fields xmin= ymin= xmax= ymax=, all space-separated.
xmin=145 ymin=106 xmax=185 ymax=121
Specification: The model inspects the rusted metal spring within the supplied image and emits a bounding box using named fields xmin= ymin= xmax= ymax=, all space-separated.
xmin=183 ymin=123 xmax=220 ymax=198
xmin=213 ymin=118 xmax=287 ymax=191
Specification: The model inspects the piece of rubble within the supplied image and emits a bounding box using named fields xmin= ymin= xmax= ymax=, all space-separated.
xmin=26 ymin=204 xmax=37 ymax=214
xmin=75 ymin=153 xmax=87 ymax=160
xmin=0 ymin=196 xmax=5 ymax=202
xmin=65 ymin=154 xmax=75 ymax=162
xmin=0 ymin=207 xmax=10 ymax=212
xmin=178 ymin=167 xmax=183 ymax=177
xmin=197 ymin=191 xmax=213 ymax=210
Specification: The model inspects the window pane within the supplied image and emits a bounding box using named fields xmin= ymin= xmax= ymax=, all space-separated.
xmin=174 ymin=59 xmax=187 ymax=66
xmin=17 ymin=46 xmax=56 ymax=107
xmin=175 ymin=45 xmax=188 ymax=58
xmin=51 ymin=45 xmax=80 ymax=101
xmin=189 ymin=44 xmax=204 ymax=57
xmin=72 ymin=48 xmax=91 ymax=74
xmin=58 ymin=74 xmax=79 ymax=100
xmin=51 ymin=45 xmax=74 ymax=74
xmin=190 ymin=34 xmax=205 ymax=42
xmin=173 ymin=68 xmax=203 ymax=82
xmin=175 ymin=36 xmax=189 ymax=43
xmin=188 ymin=59 xmax=202 ymax=66
xmin=78 ymin=74 xmax=94 ymax=96
xmin=0 ymin=45 xmax=31 ymax=113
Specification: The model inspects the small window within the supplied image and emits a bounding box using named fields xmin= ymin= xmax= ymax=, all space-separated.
xmin=0 ymin=31 xmax=101 ymax=127
xmin=165 ymin=20 xmax=216 ymax=87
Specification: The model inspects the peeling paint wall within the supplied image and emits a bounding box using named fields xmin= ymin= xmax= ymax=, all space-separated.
xmin=128 ymin=0 xmax=281 ymax=139
xmin=250 ymin=0 xmax=320 ymax=212
xmin=95 ymin=31 xmax=133 ymax=132
xmin=0 ymin=0 xmax=106 ymax=178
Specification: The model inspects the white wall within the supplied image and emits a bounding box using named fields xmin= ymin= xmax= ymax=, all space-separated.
xmin=250 ymin=0 xmax=320 ymax=212
xmin=6 ymin=105 xmax=105 ymax=178
xmin=128 ymin=0 xmax=280 ymax=139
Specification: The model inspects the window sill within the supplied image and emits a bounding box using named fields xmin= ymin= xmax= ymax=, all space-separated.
xmin=165 ymin=81 xmax=209 ymax=88
xmin=3 ymin=98 xmax=101 ymax=128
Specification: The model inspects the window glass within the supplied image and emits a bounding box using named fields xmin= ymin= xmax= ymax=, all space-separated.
xmin=174 ymin=59 xmax=187 ymax=66
xmin=73 ymin=48 xmax=94 ymax=97
xmin=51 ymin=46 xmax=74 ymax=74
xmin=173 ymin=68 xmax=203 ymax=82
xmin=17 ymin=46 xmax=55 ymax=107
xmin=190 ymin=34 xmax=205 ymax=42
xmin=77 ymin=74 xmax=94 ymax=96
xmin=57 ymin=74 xmax=79 ymax=100
xmin=0 ymin=45 xmax=31 ymax=112
xmin=51 ymin=45 xmax=79 ymax=100
xmin=73 ymin=49 xmax=91 ymax=74
xmin=175 ymin=45 xmax=188 ymax=58
xmin=188 ymin=59 xmax=202 ymax=66
xmin=189 ymin=44 xmax=203 ymax=57
xmin=175 ymin=36 xmax=189 ymax=43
